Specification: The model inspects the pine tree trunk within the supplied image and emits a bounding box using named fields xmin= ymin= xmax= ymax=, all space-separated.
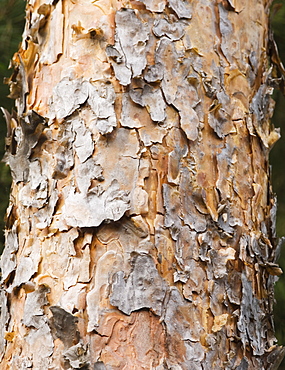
xmin=1 ymin=0 xmax=284 ymax=369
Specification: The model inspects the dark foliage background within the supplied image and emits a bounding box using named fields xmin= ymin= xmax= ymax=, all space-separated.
xmin=270 ymin=2 xmax=285 ymax=368
xmin=0 ymin=0 xmax=285 ymax=367
xmin=0 ymin=0 xmax=25 ymax=254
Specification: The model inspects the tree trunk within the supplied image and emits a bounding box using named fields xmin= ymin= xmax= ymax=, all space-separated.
xmin=0 ymin=0 xmax=284 ymax=369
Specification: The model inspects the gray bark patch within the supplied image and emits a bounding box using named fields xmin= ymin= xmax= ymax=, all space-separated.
xmin=0 ymin=227 xmax=18 ymax=283
xmin=62 ymin=179 xmax=130 ymax=228
xmin=168 ymin=0 xmax=192 ymax=19
xmin=49 ymin=306 xmax=80 ymax=348
xmin=153 ymin=17 xmax=185 ymax=41
xmin=140 ymin=0 xmax=166 ymax=12
xmin=106 ymin=9 xmax=149 ymax=85
xmin=63 ymin=342 xmax=90 ymax=369
xmin=50 ymin=77 xmax=89 ymax=119
xmin=23 ymin=285 xmax=50 ymax=329
xmin=130 ymin=84 xmax=166 ymax=122
xmin=237 ymin=272 xmax=268 ymax=356
xmin=0 ymin=290 xmax=8 ymax=361
xmin=110 ymin=254 xmax=168 ymax=316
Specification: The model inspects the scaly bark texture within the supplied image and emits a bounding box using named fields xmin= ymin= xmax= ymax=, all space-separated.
xmin=0 ymin=0 xmax=284 ymax=369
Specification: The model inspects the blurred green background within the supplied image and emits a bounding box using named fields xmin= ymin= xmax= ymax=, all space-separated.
xmin=0 ymin=0 xmax=25 ymax=254
xmin=0 ymin=0 xmax=285 ymax=367
xmin=271 ymin=2 xmax=285 ymax=368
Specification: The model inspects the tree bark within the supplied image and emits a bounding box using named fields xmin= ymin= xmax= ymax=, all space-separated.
xmin=1 ymin=0 xmax=284 ymax=369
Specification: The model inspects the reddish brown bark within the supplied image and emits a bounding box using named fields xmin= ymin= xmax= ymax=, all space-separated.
xmin=0 ymin=0 xmax=284 ymax=369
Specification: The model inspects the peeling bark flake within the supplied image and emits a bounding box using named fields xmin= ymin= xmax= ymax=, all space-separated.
xmin=153 ymin=18 xmax=185 ymax=41
xmin=62 ymin=179 xmax=130 ymax=228
xmin=168 ymin=0 xmax=192 ymax=19
xmin=49 ymin=77 xmax=89 ymax=120
xmin=237 ymin=272 xmax=271 ymax=356
xmin=87 ymin=80 xmax=117 ymax=135
xmin=73 ymin=118 xmax=94 ymax=162
xmin=130 ymin=84 xmax=166 ymax=122
xmin=49 ymin=306 xmax=80 ymax=348
xmin=0 ymin=227 xmax=18 ymax=283
xmin=110 ymin=254 xmax=168 ymax=316
xmin=140 ymin=0 xmax=166 ymax=13
xmin=107 ymin=9 xmax=149 ymax=85
xmin=63 ymin=342 xmax=90 ymax=369
xmin=0 ymin=290 xmax=8 ymax=361
xmin=39 ymin=1 xmax=63 ymax=65
xmin=23 ymin=285 xmax=50 ymax=329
